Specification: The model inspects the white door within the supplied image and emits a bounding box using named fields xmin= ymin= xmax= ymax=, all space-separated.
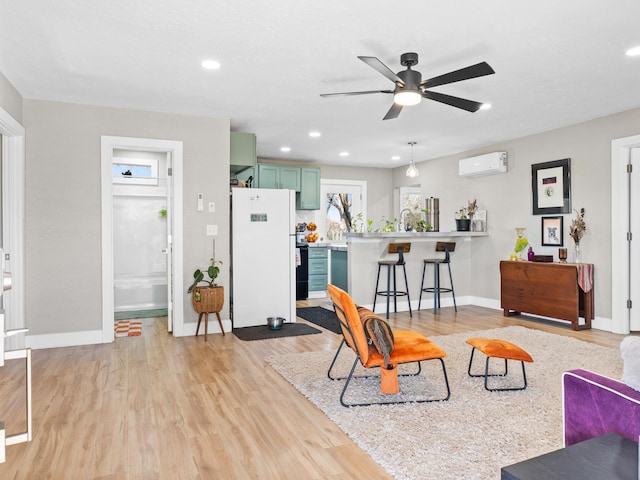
xmin=629 ymin=147 xmax=640 ymax=331
xmin=319 ymin=180 xmax=366 ymax=238
xmin=165 ymin=151 xmax=173 ymax=332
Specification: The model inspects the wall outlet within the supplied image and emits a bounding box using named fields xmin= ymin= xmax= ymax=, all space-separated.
xmin=208 ymin=201 xmax=216 ymax=213
xmin=206 ymin=225 xmax=218 ymax=236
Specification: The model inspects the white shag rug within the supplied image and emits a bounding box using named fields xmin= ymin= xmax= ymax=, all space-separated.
xmin=266 ymin=326 xmax=623 ymax=480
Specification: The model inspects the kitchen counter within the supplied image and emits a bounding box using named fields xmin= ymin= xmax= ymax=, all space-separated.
xmin=304 ymin=242 xmax=348 ymax=251
xmin=347 ymin=231 xmax=488 ymax=238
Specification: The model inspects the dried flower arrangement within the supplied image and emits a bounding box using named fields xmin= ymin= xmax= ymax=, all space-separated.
xmin=466 ymin=199 xmax=478 ymax=218
xmin=569 ymin=208 xmax=586 ymax=244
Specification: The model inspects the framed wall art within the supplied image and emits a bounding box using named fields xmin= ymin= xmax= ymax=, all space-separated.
xmin=541 ymin=216 xmax=564 ymax=246
xmin=531 ymin=158 xmax=571 ymax=215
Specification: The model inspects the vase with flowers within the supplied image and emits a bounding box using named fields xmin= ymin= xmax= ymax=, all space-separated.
xmin=569 ymin=208 xmax=586 ymax=263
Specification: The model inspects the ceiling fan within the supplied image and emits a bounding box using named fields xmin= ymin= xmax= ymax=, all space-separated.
xmin=320 ymin=52 xmax=495 ymax=120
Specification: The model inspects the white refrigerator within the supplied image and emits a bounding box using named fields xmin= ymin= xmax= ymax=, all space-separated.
xmin=231 ymin=188 xmax=296 ymax=328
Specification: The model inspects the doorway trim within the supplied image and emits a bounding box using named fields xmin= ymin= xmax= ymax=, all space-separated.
xmin=611 ymin=133 xmax=640 ymax=334
xmin=0 ymin=107 xmax=25 ymax=350
xmin=101 ymin=136 xmax=184 ymax=342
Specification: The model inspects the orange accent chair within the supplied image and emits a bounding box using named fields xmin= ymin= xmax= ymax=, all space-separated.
xmin=327 ymin=284 xmax=450 ymax=407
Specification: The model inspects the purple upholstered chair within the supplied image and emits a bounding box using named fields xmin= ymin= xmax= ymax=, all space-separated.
xmin=562 ymin=369 xmax=640 ymax=446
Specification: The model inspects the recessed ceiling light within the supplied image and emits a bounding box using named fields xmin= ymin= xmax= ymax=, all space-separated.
xmin=201 ymin=59 xmax=221 ymax=70
xmin=309 ymin=131 xmax=321 ymax=138
xmin=391 ymin=156 xmax=400 ymax=161
xmin=339 ymin=151 xmax=349 ymax=157
xmin=626 ymin=46 xmax=640 ymax=57
xmin=480 ymin=103 xmax=492 ymax=110
xmin=280 ymin=146 xmax=291 ymax=152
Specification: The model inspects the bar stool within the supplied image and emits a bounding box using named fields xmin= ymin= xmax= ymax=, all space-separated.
xmin=373 ymin=242 xmax=412 ymax=319
xmin=419 ymin=241 xmax=457 ymax=313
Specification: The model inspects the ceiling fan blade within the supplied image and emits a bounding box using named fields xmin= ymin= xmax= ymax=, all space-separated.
xmin=358 ymin=56 xmax=404 ymax=85
xmin=422 ymin=90 xmax=483 ymax=112
xmin=420 ymin=61 xmax=495 ymax=89
xmin=383 ymin=103 xmax=403 ymax=120
xmin=320 ymin=90 xmax=393 ymax=98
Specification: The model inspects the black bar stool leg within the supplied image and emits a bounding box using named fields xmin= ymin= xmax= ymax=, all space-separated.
xmin=418 ymin=261 xmax=427 ymax=310
xmin=403 ymin=264 xmax=412 ymax=317
xmin=447 ymin=262 xmax=457 ymax=312
xmin=373 ymin=264 xmax=382 ymax=312
xmin=385 ymin=264 xmax=391 ymax=319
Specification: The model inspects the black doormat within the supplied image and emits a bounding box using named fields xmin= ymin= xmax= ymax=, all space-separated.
xmin=296 ymin=307 xmax=341 ymax=334
xmin=233 ymin=322 xmax=322 ymax=341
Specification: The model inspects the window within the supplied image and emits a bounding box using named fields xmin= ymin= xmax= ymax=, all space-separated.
xmin=398 ymin=186 xmax=423 ymax=229
xmin=318 ymin=180 xmax=366 ymax=240
xmin=112 ymin=157 xmax=158 ymax=185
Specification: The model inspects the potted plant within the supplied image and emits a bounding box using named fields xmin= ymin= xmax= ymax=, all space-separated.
xmin=455 ymin=208 xmax=471 ymax=231
xmin=188 ymin=259 xmax=224 ymax=315
xmin=455 ymin=199 xmax=477 ymax=232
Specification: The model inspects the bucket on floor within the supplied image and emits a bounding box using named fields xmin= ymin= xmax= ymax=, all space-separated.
xmin=267 ymin=316 xmax=285 ymax=330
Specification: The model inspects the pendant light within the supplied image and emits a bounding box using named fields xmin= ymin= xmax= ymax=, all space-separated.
xmin=406 ymin=141 xmax=419 ymax=177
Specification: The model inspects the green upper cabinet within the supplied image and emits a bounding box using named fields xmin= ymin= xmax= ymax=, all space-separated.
xmin=280 ymin=166 xmax=301 ymax=191
xmin=253 ymin=163 xmax=320 ymax=210
xmin=297 ymin=167 xmax=321 ymax=210
xmin=256 ymin=164 xmax=301 ymax=191
xmin=257 ymin=164 xmax=280 ymax=189
xmin=230 ymin=132 xmax=257 ymax=175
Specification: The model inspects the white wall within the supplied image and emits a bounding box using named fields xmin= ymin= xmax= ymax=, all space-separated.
xmin=393 ymin=106 xmax=640 ymax=323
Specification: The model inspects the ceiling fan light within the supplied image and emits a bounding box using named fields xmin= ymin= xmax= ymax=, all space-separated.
xmin=394 ymin=90 xmax=422 ymax=106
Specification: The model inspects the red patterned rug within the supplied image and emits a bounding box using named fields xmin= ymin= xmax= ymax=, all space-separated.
xmin=114 ymin=320 xmax=142 ymax=337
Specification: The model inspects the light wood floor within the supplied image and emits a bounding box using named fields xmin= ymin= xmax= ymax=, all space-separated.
xmin=0 ymin=301 xmax=628 ymax=479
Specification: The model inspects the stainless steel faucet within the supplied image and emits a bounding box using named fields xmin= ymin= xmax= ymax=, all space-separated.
xmin=399 ymin=208 xmax=412 ymax=231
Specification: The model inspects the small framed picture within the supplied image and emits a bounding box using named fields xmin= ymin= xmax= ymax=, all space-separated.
xmin=541 ymin=216 xmax=564 ymax=246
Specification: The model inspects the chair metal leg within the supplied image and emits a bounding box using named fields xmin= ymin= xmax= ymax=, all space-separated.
xmin=327 ymin=338 xmax=347 ymax=380
xmin=467 ymin=348 xmax=528 ymax=391
xmin=339 ymin=356 xmax=451 ymax=407
xmin=386 ymin=265 xmax=391 ymax=319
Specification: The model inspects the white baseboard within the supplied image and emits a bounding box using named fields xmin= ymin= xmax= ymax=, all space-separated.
xmin=26 ymin=330 xmax=103 ymax=350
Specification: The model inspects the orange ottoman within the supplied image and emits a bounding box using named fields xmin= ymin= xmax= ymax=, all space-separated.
xmin=466 ymin=338 xmax=533 ymax=391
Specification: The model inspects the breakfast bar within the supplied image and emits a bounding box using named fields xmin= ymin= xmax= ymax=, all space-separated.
xmin=345 ymin=231 xmax=488 ymax=313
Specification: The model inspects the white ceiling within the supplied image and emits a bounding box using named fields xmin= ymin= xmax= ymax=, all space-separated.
xmin=1 ymin=1 xmax=639 ymax=168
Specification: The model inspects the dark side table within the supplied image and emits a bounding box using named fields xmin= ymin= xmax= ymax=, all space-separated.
xmin=501 ymin=433 xmax=638 ymax=480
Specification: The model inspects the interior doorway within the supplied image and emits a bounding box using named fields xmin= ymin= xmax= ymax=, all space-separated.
xmin=0 ymin=107 xmax=25 ymax=351
xmin=611 ymin=134 xmax=640 ymax=333
xmin=101 ymin=136 xmax=184 ymax=341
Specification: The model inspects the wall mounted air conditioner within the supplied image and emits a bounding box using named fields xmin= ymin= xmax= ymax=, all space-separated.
xmin=458 ymin=152 xmax=508 ymax=177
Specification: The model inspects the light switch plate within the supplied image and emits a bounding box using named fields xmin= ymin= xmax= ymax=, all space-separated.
xmin=197 ymin=193 xmax=204 ymax=212
xmin=208 ymin=201 xmax=216 ymax=213
xmin=206 ymin=225 xmax=218 ymax=236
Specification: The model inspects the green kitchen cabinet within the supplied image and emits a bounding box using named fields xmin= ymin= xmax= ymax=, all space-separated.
xmin=256 ymin=164 xmax=301 ymax=191
xmin=230 ymin=132 xmax=256 ymax=175
xmin=297 ymin=167 xmax=321 ymax=210
xmin=330 ymin=249 xmax=348 ymax=292
xmin=308 ymin=246 xmax=328 ymax=292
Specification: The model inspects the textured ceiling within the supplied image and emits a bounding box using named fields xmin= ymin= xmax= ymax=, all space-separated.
xmin=1 ymin=0 xmax=639 ymax=168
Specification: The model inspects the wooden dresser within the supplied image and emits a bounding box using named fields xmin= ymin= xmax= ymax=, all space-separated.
xmin=500 ymin=261 xmax=594 ymax=330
